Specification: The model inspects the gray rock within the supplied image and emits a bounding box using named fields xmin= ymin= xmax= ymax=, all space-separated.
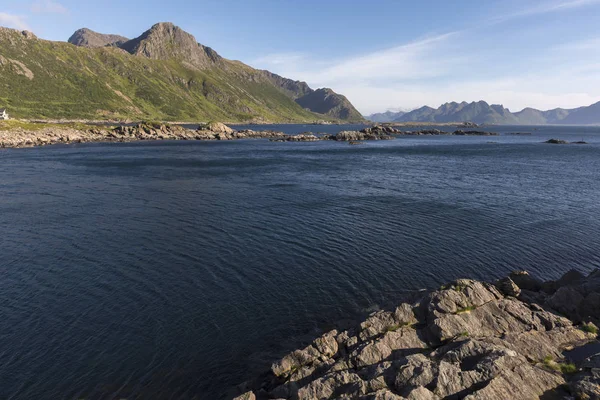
xmin=495 ymin=277 xmax=521 ymax=297
xmin=271 ymin=330 xmax=339 ymax=378
xmin=352 ymin=328 xmax=428 ymax=368
xmin=359 ymin=304 xmax=417 ymax=341
xmin=232 ymin=391 xmax=255 ymax=400
xmin=245 ymin=273 xmax=599 ymax=400
xmin=198 ymin=121 xmax=234 ymax=134
xmin=405 ymin=386 xmax=440 ymax=400
xmin=568 ymin=370 xmax=600 ymax=400
xmin=509 ymin=270 xmax=543 ymax=291
xmin=394 ymin=353 xmax=436 ymax=390
xmin=297 ymin=370 xmax=366 ymax=400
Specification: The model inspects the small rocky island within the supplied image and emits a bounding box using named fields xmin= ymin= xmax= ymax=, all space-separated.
xmin=234 ymin=269 xmax=600 ymax=400
xmin=545 ymin=139 xmax=588 ymax=145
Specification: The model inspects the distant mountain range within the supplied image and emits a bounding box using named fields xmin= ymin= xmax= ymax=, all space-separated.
xmin=368 ymin=110 xmax=406 ymax=123
xmin=0 ymin=23 xmax=364 ymax=122
xmin=367 ymin=101 xmax=600 ymax=125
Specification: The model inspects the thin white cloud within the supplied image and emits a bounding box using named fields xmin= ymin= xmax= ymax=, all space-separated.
xmin=490 ymin=0 xmax=600 ymax=23
xmin=310 ymin=32 xmax=460 ymax=85
xmin=0 ymin=12 xmax=30 ymax=30
xmin=30 ymin=0 xmax=68 ymax=14
xmin=254 ymin=32 xmax=461 ymax=87
xmin=253 ymin=52 xmax=309 ymax=67
xmin=521 ymin=0 xmax=600 ymax=14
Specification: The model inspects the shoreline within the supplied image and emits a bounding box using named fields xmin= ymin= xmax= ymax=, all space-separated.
xmin=0 ymin=122 xmax=499 ymax=149
xmin=233 ymin=269 xmax=600 ymax=400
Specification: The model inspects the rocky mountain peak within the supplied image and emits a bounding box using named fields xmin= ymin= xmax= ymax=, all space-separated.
xmin=68 ymin=28 xmax=128 ymax=48
xmin=119 ymin=22 xmax=222 ymax=68
xmin=295 ymin=88 xmax=364 ymax=121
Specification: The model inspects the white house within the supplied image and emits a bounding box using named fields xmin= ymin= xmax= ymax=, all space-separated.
xmin=0 ymin=108 xmax=8 ymax=120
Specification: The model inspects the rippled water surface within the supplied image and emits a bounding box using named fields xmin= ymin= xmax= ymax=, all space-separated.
xmin=2 ymin=125 xmax=600 ymax=399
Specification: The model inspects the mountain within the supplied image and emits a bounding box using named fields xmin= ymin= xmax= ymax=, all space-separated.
xmin=0 ymin=23 xmax=364 ymax=122
xmin=367 ymin=110 xmax=406 ymax=123
xmin=294 ymin=88 xmax=364 ymax=121
xmin=394 ymin=101 xmax=519 ymax=124
xmin=512 ymin=107 xmax=572 ymax=125
xmin=118 ymin=22 xmax=222 ymax=69
xmin=378 ymin=100 xmax=600 ymax=125
xmin=68 ymin=28 xmax=128 ymax=48
xmin=259 ymin=71 xmax=362 ymax=121
xmin=560 ymin=101 xmax=600 ymax=125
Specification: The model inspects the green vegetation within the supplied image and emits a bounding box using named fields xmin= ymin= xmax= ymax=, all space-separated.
xmin=0 ymin=119 xmax=95 ymax=131
xmin=385 ymin=322 xmax=414 ymax=332
xmin=542 ymin=356 xmax=578 ymax=374
xmin=0 ymin=29 xmax=339 ymax=123
xmin=455 ymin=306 xmax=476 ymax=314
xmin=580 ymin=323 xmax=598 ymax=335
xmin=454 ymin=283 xmax=467 ymax=292
xmin=559 ymin=363 xmax=577 ymax=374
xmin=459 ymin=331 xmax=469 ymax=337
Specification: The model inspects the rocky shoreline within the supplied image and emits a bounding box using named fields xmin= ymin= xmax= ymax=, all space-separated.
xmin=233 ymin=269 xmax=600 ymax=400
xmin=271 ymin=126 xmax=498 ymax=143
xmin=0 ymin=121 xmax=290 ymax=148
xmin=0 ymin=122 xmax=498 ymax=149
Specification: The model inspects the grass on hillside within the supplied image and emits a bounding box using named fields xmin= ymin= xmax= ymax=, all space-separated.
xmin=0 ymin=119 xmax=95 ymax=131
xmin=0 ymin=29 xmax=339 ymax=123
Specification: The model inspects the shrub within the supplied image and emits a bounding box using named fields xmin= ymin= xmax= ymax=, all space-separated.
xmin=581 ymin=323 xmax=598 ymax=335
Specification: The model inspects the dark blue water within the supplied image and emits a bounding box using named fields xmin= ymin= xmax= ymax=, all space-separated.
xmin=1 ymin=124 xmax=600 ymax=399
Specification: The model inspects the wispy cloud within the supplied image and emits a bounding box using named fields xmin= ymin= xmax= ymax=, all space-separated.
xmin=253 ymin=52 xmax=309 ymax=67
xmin=490 ymin=0 xmax=600 ymax=23
xmin=30 ymin=0 xmax=68 ymax=14
xmin=0 ymin=12 xmax=30 ymax=30
xmin=254 ymin=32 xmax=462 ymax=87
xmin=310 ymin=32 xmax=461 ymax=85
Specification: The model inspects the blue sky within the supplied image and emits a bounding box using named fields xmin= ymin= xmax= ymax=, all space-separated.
xmin=2 ymin=0 xmax=600 ymax=114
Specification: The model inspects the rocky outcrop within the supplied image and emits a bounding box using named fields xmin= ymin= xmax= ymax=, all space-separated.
xmin=0 ymin=122 xmax=287 ymax=148
xmin=295 ymin=88 xmax=365 ymax=122
xmin=334 ymin=130 xmax=395 ymax=141
xmin=452 ymin=130 xmax=497 ymax=136
xmin=198 ymin=121 xmax=234 ymax=135
xmin=360 ymin=125 xmax=402 ymax=135
xmin=235 ymin=270 xmax=600 ymax=400
xmin=271 ymin=133 xmax=321 ymax=142
xmin=389 ymin=129 xmax=497 ymax=136
xmin=119 ymin=22 xmax=222 ymax=69
xmin=545 ymin=139 xmax=588 ymax=145
xmin=68 ymin=28 xmax=128 ymax=48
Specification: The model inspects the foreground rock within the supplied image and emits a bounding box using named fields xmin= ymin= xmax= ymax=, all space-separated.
xmin=235 ymin=269 xmax=600 ymax=399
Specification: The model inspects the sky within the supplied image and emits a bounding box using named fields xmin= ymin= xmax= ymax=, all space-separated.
xmin=2 ymin=0 xmax=600 ymax=115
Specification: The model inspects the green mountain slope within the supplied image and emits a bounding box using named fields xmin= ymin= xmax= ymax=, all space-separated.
xmin=0 ymin=24 xmax=363 ymax=122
